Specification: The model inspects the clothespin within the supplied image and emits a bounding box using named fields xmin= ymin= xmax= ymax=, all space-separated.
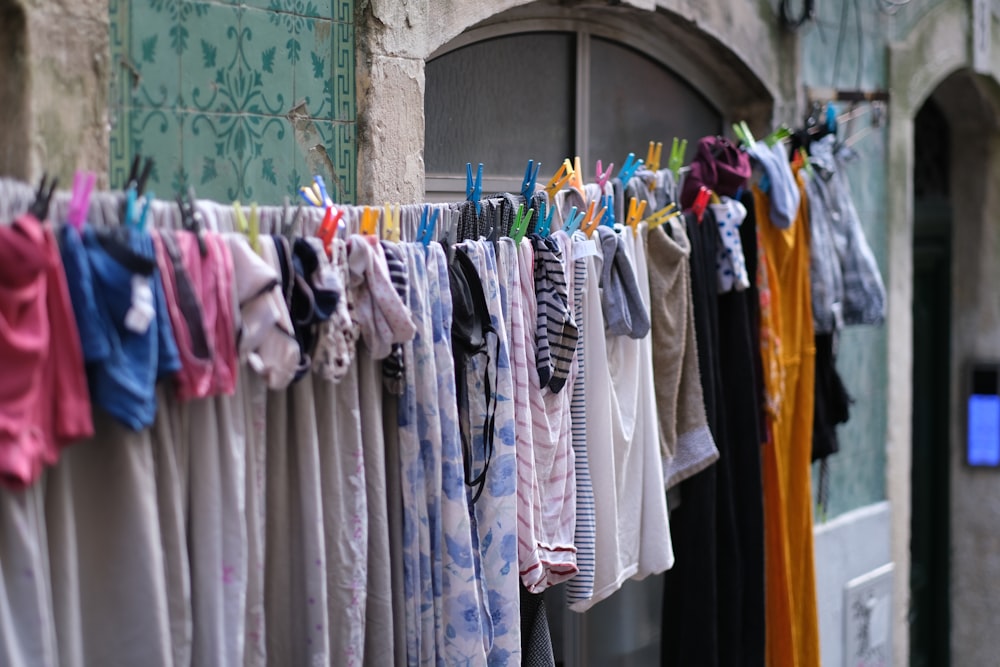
xmin=625 ymin=197 xmax=647 ymax=237
xmin=233 ymin=201 xmax=249 ymax=235
xmin=617 ymin=152 xmax=643 ymax=184
xmin=601 ymin=194 xmax=615 ymax=227
xmin=417 ymin=205 xmax=440 ymax=246
xmin=563 ymin=206 xmax=585 ymax=234
xmin=299 ymin=183 xmax=322 ymax=207
xmin=567 ymin=156 xmax=586 ymax=198
xmin=521 ymin=159 xmax=540 ymax=202
xmin=644 ymin=203 xmax=679 ymax=231
xmin=314 ymin=174 xmax=333 ymax=207
xmin=137 ymin=190 xmax=154 ymax=231
xmin=360 ymin=206 xmax=379 ymax=236
xmin=692 ymin=186 xmax=711 ymax=223
xmin=67 ymin=171 xmax=96 ymax=231
xmin=248 ymin=202 xmax=260 ymax=253
xmin=710 ymin=192 xmax=721 ymax=205
xmin=645 ymin=141 xmax=663 ymax=172
xmin=764 ymin=125 xmax=792 ymax=147
xmin=383 ymin=202 xmax=400 ymax=241
xmin=509 ymin=203 xmax=534 ymax=243
xmin=797 ymin=147 xmax=815 ymax=177
xmin=825 ymin=102 xmax=837 ymax=133
xmin=316 ymin=205 xmax=343 ymax=256
xmin=668 ymin=138 xmax=688 ymax=177
xmin=126 ymin=154 xmax=155 ymax=195
xmin=595 ymin=160 xmax=614 ymax=190
xmin=732 ymin=121 xmax=756 ymax=148
xmin=466 ymin=162 xmax=483 ymax=215
xmin=544 ymin=160 xmax=572 ymax=199
xmin=178 ymin=186 xmax=207 ymax=256
xmin=281 ymin=195 xmax=303 ymax=242
xmin=28 ymin=173 xmax=57 ymax=222
xmin=123 ymin=184 xmax=138 ymax=230
xmin=581 ymin=200 xmax=606 ymax=238
xmin=536 ymin=201 xmax=556 ymax=237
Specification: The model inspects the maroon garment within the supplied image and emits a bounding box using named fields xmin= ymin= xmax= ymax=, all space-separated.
xmin=680 ymin=136 xmax=752 ymax=209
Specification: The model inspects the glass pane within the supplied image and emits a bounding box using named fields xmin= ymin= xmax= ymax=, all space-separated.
xmin=587 ymin=37 xmax=721 ymax=167
xmin=425 ymin=33 xmax=575 ymax=177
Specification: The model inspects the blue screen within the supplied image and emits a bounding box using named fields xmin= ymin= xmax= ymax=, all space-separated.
xmin=967 ymin=393 xmax=1000 ymax=466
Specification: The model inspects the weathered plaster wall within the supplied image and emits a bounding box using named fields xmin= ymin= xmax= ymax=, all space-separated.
xmin=1 ymin=0 xmax=110 ymax=183
xmin=356 ymin=0 xmax=798 ymax=203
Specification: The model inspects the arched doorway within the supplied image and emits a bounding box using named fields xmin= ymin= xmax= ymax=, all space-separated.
xmin=910 ymin=95 xmax=951 ymax=667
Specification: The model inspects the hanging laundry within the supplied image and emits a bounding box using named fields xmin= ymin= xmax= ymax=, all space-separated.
xmin=679 ymin=136 xmax=752 ymax=209
xmin=0 ymin=216 xmax=93 ymax=487
xmin=710 ymin=196 xmax=751 ymax=293
xmin=60 ymin=224 xmax=180 ymax=431
xmin=745 ymin=139 xmax=801 ymax=230
xmin=806 ymin=134 xmax=887 ymax=331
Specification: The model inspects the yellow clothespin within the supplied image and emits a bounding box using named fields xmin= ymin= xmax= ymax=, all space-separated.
xmin=643 ymin=203 xmax=679 ymax=231
xmin=625 ymin=197 xmax=648 ymax=237
xmin=298 ymin=184 xmax=322 ymax=207
xmin=567 ymin=156 xmax=586 ymax=198
xmin=544 ymin=160 xmax=572 ymax=199
xmin=233 ymin=200 xmax=249 ymax=235
xmin=383 ymin=202 xmax=400 ymax=241
xmin=248 ymin=202 xmax=260 ymax=253
xmin=360 ymin=206 xmax=379 ymax=236
xmin=645 ymin=141 xmax=663 ymax=172
xmin=709 ymin=191 xmax=721 ymax=205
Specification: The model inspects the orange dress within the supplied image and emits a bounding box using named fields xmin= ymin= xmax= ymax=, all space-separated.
xmin=755 ymin=171 xmax=820 ymax=667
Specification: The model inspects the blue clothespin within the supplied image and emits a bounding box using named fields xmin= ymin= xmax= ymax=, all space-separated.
xmin=563 ymin=206 xmax=585 ymax=234
xmin=617 ymin=153 xmax=643 ymax=184
xmin=825 ymin=102 xmax=837 ymax=134
xmin=418 ymin=205 xmax=440 ymax=246
xmin=536 ymin=201 xmax=555 ymax=237
xmin=466 ymin=162 xmax=483 ymax=215
xmin=314 ymin=174 xmax=333 ymax=206
xmin=137 ymin=191 xmax=154 ymax=231
xmin=124 ymin=184 xmax=138 ymax=229
xmin=601 ymin=195 xmax=615 ymax=227
xmin=521 ymin=159 xmax=540 ymax=203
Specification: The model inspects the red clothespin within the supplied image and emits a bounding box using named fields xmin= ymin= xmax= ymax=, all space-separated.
xmin=692 ymin=186 xmax=711 ymax=223
xmin=595 ymin=160 xmax=614 ymax=189
xmin=316 ymin=206 xmax=343 ymax=256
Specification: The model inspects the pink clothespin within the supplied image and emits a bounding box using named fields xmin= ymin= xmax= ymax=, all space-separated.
xmin=595 ymin=160 xmax=614 ymax=189
xmin=68 ymin=171 xmax=96 ymax=231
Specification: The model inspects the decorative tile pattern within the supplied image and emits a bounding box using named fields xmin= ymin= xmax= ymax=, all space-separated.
xmin=109 ymin=0 xmax=356 ymax=204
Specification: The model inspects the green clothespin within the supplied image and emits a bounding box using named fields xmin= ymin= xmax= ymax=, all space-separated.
xmin=764 ymin=125 xmax=792 ymax=147
xmin=732 ymin=121 xmax=756 ymax=147
xmin=510 ymin=203 xmax=534 ymax=243
xmin=668 ymin=137 xmax=688 ymax=178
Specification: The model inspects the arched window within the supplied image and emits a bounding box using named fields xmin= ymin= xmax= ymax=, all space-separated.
xmin=424 ymin=28 xmax=722 ymax=201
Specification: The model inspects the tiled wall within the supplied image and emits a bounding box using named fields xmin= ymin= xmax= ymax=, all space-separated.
xmin=109 ymin=0 xmax=356 ymax=204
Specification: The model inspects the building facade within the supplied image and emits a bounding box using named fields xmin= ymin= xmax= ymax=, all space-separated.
xmin=4 ymin=0 xmax=1000 ymax=664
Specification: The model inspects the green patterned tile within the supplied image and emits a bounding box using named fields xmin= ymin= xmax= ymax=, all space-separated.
xmin=179 ymin=2 xmax=242 ymax=113
xmin=239 ymin=6 xmax=294 ymax=116
xmin=241 ymin=0 xmax=333 ymax=20
xmin=294 ymin=18 xmax=335 ymax=119
xmin=331 ymin=20 xmax=354 ymax=121
xmin=130 ymin=1 xmax=181 ymax=109
xmin=333 ymin=0 xmax=352 ymax=24
xmin=185 ymin=111 xmax=294 ymax=201
xmin=128 ymin=107 xmax=184 ymax=194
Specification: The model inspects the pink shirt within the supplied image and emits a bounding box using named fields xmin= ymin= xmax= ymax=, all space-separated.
xmin=0 ymin=215 xmax=93 ymax=487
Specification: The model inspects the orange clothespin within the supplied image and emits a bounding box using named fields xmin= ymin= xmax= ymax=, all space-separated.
xmin=567 ymin=156 xmax=586 ymax=198
xmin=645 ymin=141 xmax=664 ymax=172
xmin=360 ymin=206 xmax=378 ymax=236
xmin=544 ymin=160 xmax=573 ymax=199
xmin=581 ymin=200 xmax=606 ymax=238
xmin=625 ymin=197 xmax=648 ymax=237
